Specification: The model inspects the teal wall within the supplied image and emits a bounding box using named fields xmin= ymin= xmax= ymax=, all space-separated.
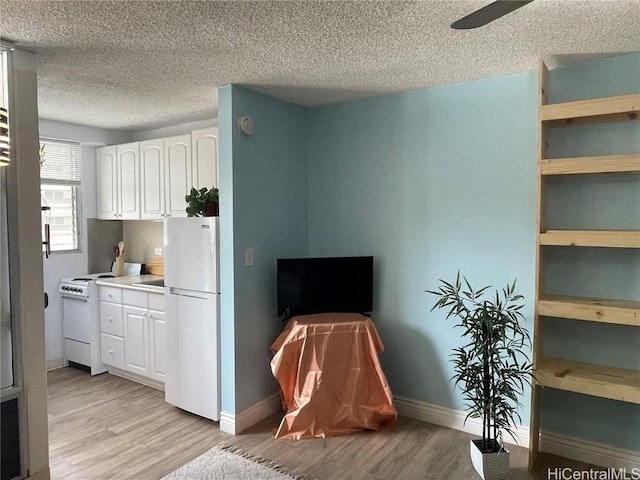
xmin=540 ymin=53 xmax=640 ymax=451
xmin=306 ymin=72 xmax=538 ymax=417
xmin=219 ymin=53 xmax=639 ymax=451
xmin=218 ymin=85 xmax=308 ymax=414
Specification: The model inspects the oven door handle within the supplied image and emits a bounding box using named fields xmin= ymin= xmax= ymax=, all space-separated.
xmin=61 ymin=295 xmax=88 ymax=302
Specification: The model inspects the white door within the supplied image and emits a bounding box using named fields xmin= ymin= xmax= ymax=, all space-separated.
xmin=191 ymin=127 xmax=218 ymax=190
xmin=96 ymin=146 xmax=118 ymax=219
xmin=123 ymin=305 xmax=148 ymax=376
xmin=165 ymin=289 xmax=219 ymax=420
xmin=140 ymin=139 xmax=165 ymax=219
xmin=164 ymin=134 xmax=191 ymax=218
xmin=117 ymin=142 xmax=140 ymax=219
xmin=148 ymin=309 xmax=165 ymax=382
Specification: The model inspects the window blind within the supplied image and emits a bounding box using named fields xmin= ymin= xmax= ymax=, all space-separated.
xmin=40 ymin=139 xmax=81 ymax=184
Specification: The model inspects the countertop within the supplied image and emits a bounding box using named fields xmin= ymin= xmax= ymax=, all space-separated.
xmin=96 ymin=274 xmax=164 ymax=293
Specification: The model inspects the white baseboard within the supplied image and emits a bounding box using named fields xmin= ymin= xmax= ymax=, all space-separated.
xmin=394 ymin=395 xmax=529 ymax=448
xmin=539 ymin=431 xmax=640 ymax=470
xmin=219 ymin=411 xmax=235 ymax=434
xmin=106 ymin=367 xmax=164 ymax=391
xmin=219 ymin=392 xmax=282 ymax=435
xmin=394 ymin=396 xmax=639 ymax=469
xmin=46 ymin=358 xmax=65 ymax=371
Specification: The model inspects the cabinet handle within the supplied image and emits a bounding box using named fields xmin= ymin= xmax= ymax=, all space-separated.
xmin=108 ymin=349 xmax=114 ymax=355
xmin=108 ymin=317 xmax=113 ymax=322
xmin=107 ymin=293 xmax=112 ymax=298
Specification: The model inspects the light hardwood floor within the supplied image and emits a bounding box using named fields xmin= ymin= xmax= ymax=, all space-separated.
xmin=48 ymin=367 xmax=596 ymax=480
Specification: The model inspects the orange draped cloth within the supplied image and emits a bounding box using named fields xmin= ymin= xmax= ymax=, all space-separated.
xmin=270 ymin=313 xmax=398 ymax=439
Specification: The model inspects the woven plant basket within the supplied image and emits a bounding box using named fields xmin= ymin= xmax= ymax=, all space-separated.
xmin=470 ymin=439 xmax=510 ymax=480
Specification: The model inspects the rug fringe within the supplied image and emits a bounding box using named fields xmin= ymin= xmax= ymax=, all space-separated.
xmin=218 ymin=444 xmax=311 ymax=480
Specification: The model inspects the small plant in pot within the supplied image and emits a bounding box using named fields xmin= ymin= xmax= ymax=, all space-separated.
xmin=185 ymin=187 xmax=219 ymax=217
xmin=427 ymin=273 xmax=533 ymax=480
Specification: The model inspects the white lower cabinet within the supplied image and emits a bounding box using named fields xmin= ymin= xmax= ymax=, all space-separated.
xmin=99 ymin=286 xmax=165 ymax=386
xmin=124 ymin=305 xmax=149 ymax=376
xmin=148 ymin=310 xmax=166 ymax=382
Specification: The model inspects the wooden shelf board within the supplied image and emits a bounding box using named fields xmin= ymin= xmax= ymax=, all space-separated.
xmin=541 ymin=154 xmax=640 ymax=175
xmin=539 ymin=230 xmax=640 ymax=248
xmin=540 ymin=94 xmax=640 ymax=126
xmin=535 ymin=357 xmax=640 ymax=404
xmin=538 ymin=295 xmax=640 ymax=326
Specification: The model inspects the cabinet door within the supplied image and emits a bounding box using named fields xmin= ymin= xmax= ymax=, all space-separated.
xmin=148 ymin=309 xmax=165 ymax=382
xmin=96 ymin=146 xmax=118 ymax=219
xmin=139 ymin=139 xmax=165 ymax=219
xmin=191 ymin=128 xmax=218 ymax=190
xmin=117 ymin=143 xmax=140 ymax=220
xmin=164 ymin=134 xmax=191 ymax=218
xmin=123 ymin=305 xmax=148 ymax=376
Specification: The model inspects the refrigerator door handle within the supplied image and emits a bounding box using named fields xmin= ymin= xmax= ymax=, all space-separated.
xmin=168 ymin=287 xmax=211 ymax=299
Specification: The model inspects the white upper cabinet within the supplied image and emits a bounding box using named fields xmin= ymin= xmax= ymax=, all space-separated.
xmin=97 ymin=128 xmax=218 ymax=221
xmin=164 ymin=134 xmax=192 ymax=218
xmin=117 ymin=143 xmax=140 ymax=219
xmin=140 ymin=135 xmax=191 ymax=220
xmin=96 ymin=146 xmax=118 ymax=219
xmin=96 ymin=143 xmax=140 ymax=220
xmin=140 ymin=139 xmax=165 ymax=219
xmin=191 ymin=127 xmax=218 ymax=190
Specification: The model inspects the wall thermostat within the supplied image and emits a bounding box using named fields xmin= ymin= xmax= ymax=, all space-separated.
xmin=237 ymin=116 xmax=255 ymax=136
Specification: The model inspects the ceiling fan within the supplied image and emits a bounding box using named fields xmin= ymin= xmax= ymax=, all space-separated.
xmin=451 ymin=0 xmax=534 ymax=29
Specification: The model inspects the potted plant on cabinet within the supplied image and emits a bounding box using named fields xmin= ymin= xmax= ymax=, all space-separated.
xmin=427 ymin=273 xmax=533 ymax=480
xmin=185 ymin=187 xmax=219 ymax=217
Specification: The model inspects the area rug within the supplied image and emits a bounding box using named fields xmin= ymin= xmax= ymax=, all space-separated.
xmin=162 ymin=444 xmax=309 ymax=480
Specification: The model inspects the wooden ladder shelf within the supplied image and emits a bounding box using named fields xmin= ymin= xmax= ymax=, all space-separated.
xmin=528 ymin=61 xmax=640 ymax=470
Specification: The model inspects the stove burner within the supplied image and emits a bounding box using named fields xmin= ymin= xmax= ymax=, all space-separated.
xmin=98 ymin=274 xmax=115 ymax=278
xmin=72 ymin=277 xmax=92 ymax=282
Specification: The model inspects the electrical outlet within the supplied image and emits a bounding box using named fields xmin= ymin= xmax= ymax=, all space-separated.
xmin=154 ymin=247 xmax=163 ymax=256
xmin=245 ymin=248 xmax=254 ymax=267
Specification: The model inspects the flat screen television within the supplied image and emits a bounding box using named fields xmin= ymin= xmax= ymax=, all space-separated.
xmin=277 ymin=256 xmax=373 ymax=317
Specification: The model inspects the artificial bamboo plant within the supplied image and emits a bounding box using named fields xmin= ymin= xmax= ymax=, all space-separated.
xmin=427 ymin=273 xmax=533 ymax=453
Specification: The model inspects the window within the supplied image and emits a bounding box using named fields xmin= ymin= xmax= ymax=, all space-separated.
xmin=40 ymin=139 xmax=81 ymax=252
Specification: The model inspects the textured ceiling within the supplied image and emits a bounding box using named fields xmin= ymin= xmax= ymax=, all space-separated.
xmin=1 ymin=0 xmax=639 ymax=132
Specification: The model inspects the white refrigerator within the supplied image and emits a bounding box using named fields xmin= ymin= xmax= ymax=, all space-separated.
xmin=164 ymin=217 xmax=220 ymax=421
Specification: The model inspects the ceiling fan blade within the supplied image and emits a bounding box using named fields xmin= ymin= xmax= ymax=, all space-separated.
xmin=451 ymin=0 xmax=534 ymax=29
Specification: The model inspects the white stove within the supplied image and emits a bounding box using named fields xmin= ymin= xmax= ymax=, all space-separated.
xmin=59 ymin=264 xmax=141 ymax=375
xmin=59 ymin=272 xmax=116 ymax=298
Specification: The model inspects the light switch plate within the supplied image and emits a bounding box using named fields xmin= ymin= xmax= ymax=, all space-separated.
xmin=154 ymin=247 xmax=163 ymax=256
xmin=245 ymin=248 xmax=254 ymax=267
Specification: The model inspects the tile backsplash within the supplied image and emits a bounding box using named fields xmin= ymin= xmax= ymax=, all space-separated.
xmin=87 ymin=219 xmax=123 ymax=273
xmin=123 ymin=220 xmax=164 ymax=265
